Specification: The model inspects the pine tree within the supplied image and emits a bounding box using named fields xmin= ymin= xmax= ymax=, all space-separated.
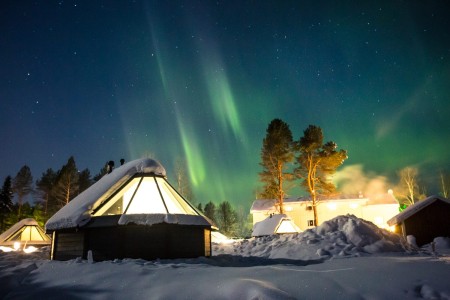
xmin=35 ymin=168 xmax=57 ymax=218
xmin=13 ymin=165 xmax=33 ymax=219
xmin=32 ymin=202 xmax=46 ymax=227
xmin=196 ymin=203 xmax=204 ymax=213
xmin=295 ymin=125 xmax=347 ymax=226
xmin=54 ymin=156 xmax=79 ymax=209
xmin=0 ymin=176 xmax=14 ymax=232
xmin=78 ymin=168 xmax=93 ymax=195
xmin=259 ymin=118 xmax=294 ymax=213
xmin=235 ymin=205 xmax=252 ymax=238
xmin=93 ymin=162 xmax=109 ymax=182
xmin=216 ymin=201 xmax=237 ymax=236
xmin=204 ymin=201 xmax=217 ymax=224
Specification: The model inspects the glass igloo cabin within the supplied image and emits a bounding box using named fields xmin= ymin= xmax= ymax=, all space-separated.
xmin=45 ymin=158 xmax=213 ymax=261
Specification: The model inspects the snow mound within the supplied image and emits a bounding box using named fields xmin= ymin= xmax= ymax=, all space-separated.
xmin=433 ymin=237 xmax=450 ymax=250
xmin=214 ymin=215 xmax=410 ymax=260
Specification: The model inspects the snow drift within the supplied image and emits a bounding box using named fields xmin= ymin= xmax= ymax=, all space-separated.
xmin=214 ymin=215 xmax=410 ymax=260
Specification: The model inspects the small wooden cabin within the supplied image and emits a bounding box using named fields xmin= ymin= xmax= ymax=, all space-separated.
xmin=387 ymin=196 xmax=450 ymax=247
xmin=46 ymin=158 xmax=213 ymax=261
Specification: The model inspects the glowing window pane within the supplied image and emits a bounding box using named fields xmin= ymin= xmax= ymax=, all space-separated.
xmin=30 ymin=227 xmax=42 ymax=240
xmin=327 ymin=203 xmax=337 ymax=210
xmin=6 ymin=229 xmax=23 ymax=241
xmin=94 ymin=176 xmax=200 ymax=216
xmin=350 ymin=203 xmax=359 ymax=209
xmin=5 ymin=226 xmax=47 ymax=242
xmin=94 ymin=178 xmax=141 ymax=216
xmin=276 ymin=220 xmax=297 ymax=233
xmin=156 ymin=177 xmax=197 ymax=215
xmin=126 ymin=177 xmax=167 ymax=214
xmin=21 ymin=227 xmax=31 ymax=241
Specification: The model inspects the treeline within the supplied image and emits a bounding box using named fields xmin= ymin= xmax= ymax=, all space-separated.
xmin=0 ymin=157 xmax=252 ymax=238
xmin=196 ymin=201 xmax=251 ymax=238
xmin=0 ymin=156 xmax=107 ymax=232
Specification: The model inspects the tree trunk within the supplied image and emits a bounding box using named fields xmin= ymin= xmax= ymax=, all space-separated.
xmin=312 ymin=193 xmax=319 ymax=227
xmin=278 ymin=161 xmax=284 ymax=214
xmin=17 ymin=195 xmax=23 ymax=220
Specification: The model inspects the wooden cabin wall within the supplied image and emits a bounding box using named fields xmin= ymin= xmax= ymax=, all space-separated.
xmin=403 ymin=201 xmax=450 ymax=246
xmin=52 ymin=231 xmax=85 ymax=260
xmin=51 ymin=224 xmax=211 ymax=261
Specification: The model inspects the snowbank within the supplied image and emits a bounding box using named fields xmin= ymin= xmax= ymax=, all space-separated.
xmin=214 ymin=215 xmax=410 ymax=260
xmin=2 ymin=215 xmax=450 ymax=299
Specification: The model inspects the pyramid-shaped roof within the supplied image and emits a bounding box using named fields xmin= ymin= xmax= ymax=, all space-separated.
xmin=252 ymin=214 xmax=301 ymax=236
xmin=46 ymin=158 xmax=212 ymax=231
xmin=0 ymin=218 xmax=51 ymax=246
xmin=387 ymin=195 xmax=450 ymax=226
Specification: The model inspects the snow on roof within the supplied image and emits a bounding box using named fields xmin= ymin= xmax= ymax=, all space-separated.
xmin=45 ymin=158 xmax=166 ymax=231
xmin=387 ymin=195 xmax=450 ymax=226
xmin=250 ymin=199 xmax=277 ymax=213
xmin=252 ymin=214 xmax=300 ymax=236
xmin=0 ymin=218 xmax=50 ymax=244
xmin=250 ymin=195 xmax=369 ymax=212
xmin=118 ymin=214 xmax=211 ymax=227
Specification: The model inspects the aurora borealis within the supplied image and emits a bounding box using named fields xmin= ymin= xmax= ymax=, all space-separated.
xmin=1 ymin=1 xmax=449 ymax=208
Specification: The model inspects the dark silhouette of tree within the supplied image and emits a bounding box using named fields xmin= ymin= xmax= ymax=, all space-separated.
xmin=203 ymin=201 xmax=217 ymax=225
xmin=93 ymin=161 xmax=109 ymax=182
xmin=294 ymin=125 xmax=347 ymax=226
xmin=234 ymin=205 xmax=252 ymax=238
xmin=216 ymin=201 xmax=238 ymax=236
xmin=36 ymin=168 xmax=57 ymax=218
xmin=259 ymin=118 xmax=294 ymax=213
xmin=0 ymin=176 xmax=14 ymax=232
xmin=54 ymin=156 xmax=79 ymax=209
xmin=13 ymin=165 xmax=33 ymax=219
xmin=196 ymin=203 xmax=204 ymax=213
xmin=78 ymin=168 xmax=93 ymax=195
xmin=31 ymin=202 xmax=46 ymax=227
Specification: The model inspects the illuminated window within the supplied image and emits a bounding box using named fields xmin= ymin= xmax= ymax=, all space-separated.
xmin=349 ymin=203 xmax=359 ymax=209
xmin=307 ymin=220 xmax=315 ymax=226
xmin=327 ymin=203 xmax=337 ymax=210
xmin=94 ymin=176 xmax=198 ymax=216
xmin=5 ymin=226 xmax=48 ymax=242
xmin=276 ymin=220 xmax=297 ymax=233
xmin=156 ymin=177 xmax=197 ymax=215
xmin=94 ymin=178 xmax=141 ymax=216
xmin=374 ymin=216 xmax=384 ymax=226
xmin=125 ymin=177 xmax=167 ymax=214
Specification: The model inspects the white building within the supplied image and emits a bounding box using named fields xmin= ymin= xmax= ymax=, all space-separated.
xmin=250 ymin=194 xmax=399 ymax=231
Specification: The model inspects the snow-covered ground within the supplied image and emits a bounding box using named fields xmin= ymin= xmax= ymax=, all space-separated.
xmin=1 ymin=215 xmax=449 ymax=299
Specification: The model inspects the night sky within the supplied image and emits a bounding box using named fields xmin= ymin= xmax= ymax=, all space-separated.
xmin=1 ymin=1 xmax=449 ymax=208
